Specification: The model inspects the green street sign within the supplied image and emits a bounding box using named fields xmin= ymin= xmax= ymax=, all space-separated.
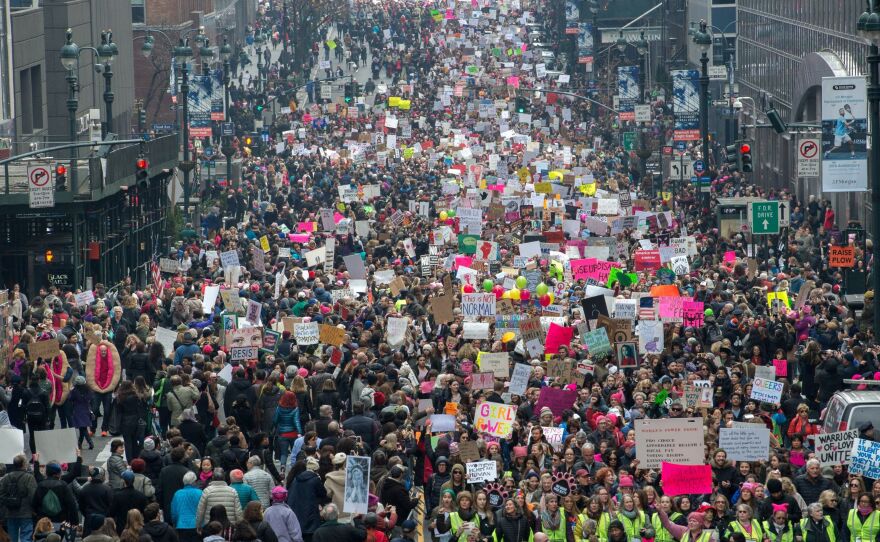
xmin=750 ymin=201 xmax=780 ymax=235
xmin=622 ymin=132 xmax=636 ymax=151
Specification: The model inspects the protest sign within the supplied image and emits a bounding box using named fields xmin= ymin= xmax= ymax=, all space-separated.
xmin=466 ymin=461 xmax=497 ymax=483
xmin=582 ymin=328 xmax=612 ymax=357
xmin=154 ymin=327 xmax=177 ymax=354
xmin=387 ymin=317 xmax=409 ymax=347
xmin=634 ymin=418 xmax=705 ymax=469
xmin=849 ymin=438 xmax=880 ymax=478
xmin=479 ymin=352 xmax=509 ymax=377
xmin=34 ymin=428 xmax=78 ymax=463
xmin=343 ymin=456 xmax=371 ymax=514
xmin=547 ymin=359 xmax=575 ymax=384
xmin=458 ymin=441 xmax=481 ymax=463
xmin=461 ymin=293 xmax=496 ymax=319
xmin=0 ymin=428 xmax=24 ymax=463
xmin=545 ymin=323 xmax=574 ymax=355
xmin=29 ymin=339 xmax=60 ymax=362
xmin=220 ymin=250 xmax=240 ymax=268
xmin=431 ymin=294 xmax=454 ymax=324
xmin=463 ymin=322 xmax=490 ymax=339
xmin=661 ymin=463 xmax=712 ymax=496
xmin=229 ymin=346 xmax=259 ymax=361
xmin=246 ymin=299 xmax=262 ymax=325
xmin=508 ymin=364 xmax=531 ymax=396
xmin=813 ymin=430 xmax=859 ymax=466
xmin=542 ymin=427 xmax=564 ymax=450
xmin=534 ymin=387 xmax=576 ymax=417
xmin=520 ymin=317 xmax=544 ymax=356
xmin=719 ymin=426 xmax=771 ymax=461
xmin=750 ymin=377 xmax=784 ymax=404
xmin=754 ymin=365 xmax=776 ymax=381
xmin=429 ymin=414 xmax=457 ymax=433
xmin=75 ymin=290 xmax=95 ymax=307
xmin=471 ymin=372 xmax=495 ymax=390
xmin=294 ymin=322 xmax=319 ymax=345
xmin=829 ymin=246 xmax=855 ymax=267
xmin=319 ymin=324 xmax=346 ymax=346
xmin=473 ymin=401 xmax=517 ymax=438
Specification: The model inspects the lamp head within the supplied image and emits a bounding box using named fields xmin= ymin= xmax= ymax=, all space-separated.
xmin=616 ymin=31 xmax=627 ymax=53
xmin=60 ymin=29 xmax=80 ymax=71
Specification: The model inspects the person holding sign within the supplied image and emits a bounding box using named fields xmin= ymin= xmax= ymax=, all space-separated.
xmin=655 ymin=507 xmax=720 ymax=542
xmin=441 ymin=491 xmax=480 ymax=542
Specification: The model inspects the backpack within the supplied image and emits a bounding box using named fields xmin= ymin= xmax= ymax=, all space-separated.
xmin=41 ymin=488 xmax=62 ymax=517
xmin=1 ymin=472 xmax=26 ymax=510
xmin=25 ymin=394 xmax=47 ymax=423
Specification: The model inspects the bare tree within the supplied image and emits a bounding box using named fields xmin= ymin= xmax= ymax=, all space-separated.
xmin=285 ymin=0 xmax=349 ymax=70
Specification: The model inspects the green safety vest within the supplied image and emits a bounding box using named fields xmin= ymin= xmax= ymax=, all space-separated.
xmin=762 ymin=521 xmax=795 ymax=542
xmin=729 ymin=519 xmax=765 ymax=542
xmin=450 ymin=512 xmax=481 ymax=542
xmin=653 ymin=513 xmax=682 ymax=542
xmin=847 ymin=510 xmax=880 ymax=542
xmin=576 ymin=512 xmax=613 ymax=542
xmin=618 ymin=511 xmax=646 ymax=541
xmin=799 ymin=518 xmax=836 ymax=542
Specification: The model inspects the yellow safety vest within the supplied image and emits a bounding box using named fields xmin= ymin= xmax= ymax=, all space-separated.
xmin=618 ymin=511 xmax=646 ymax=542
xmin=729 ymin=520 xmax=764 ymax=542
xmin=450 ymin=512 xmax=481 ymax=542
xmin=847 ymin=510 xmax=880 ymax=542
xmin=762 ymin=521 xmax=795 ymax=542
xmin=541 ymin=515 xmax=567 ymax=542
xmin=653 ymin=513 xmax=682 ymax=542
xmin=681 ymin=531 xmax=713 ymax=542
xmin=799 ymin=518 xmax=836 ymax=542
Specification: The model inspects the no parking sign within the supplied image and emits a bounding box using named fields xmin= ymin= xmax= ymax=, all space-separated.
xmin=28 ymin=163 xmax=54 ymax=208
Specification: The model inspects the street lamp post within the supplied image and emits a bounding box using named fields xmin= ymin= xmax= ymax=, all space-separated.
xmin=693 ymin=20 xmax=713 ymax=207
xmin=617 ymin=31 xmax=653 ymax=194
xmin=60 ymin=30 xmax=80 ymax=193
xmin=220 ymin=39 xmax=234 ymax=189
xmin=857 ymin=1 xmax=880 ymax=338
xmin=174 ymin=38 xmax=195 ymax=220
xmin=97 ymin=31 xmax=118 ymax=137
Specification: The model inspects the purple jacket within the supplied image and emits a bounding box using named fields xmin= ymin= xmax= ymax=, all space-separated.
xmin=263 ymin=502 xmax=304 ymax=542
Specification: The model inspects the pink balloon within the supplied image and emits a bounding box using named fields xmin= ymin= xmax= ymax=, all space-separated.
xmin=520 ymin=289 xmax=531 ymax=302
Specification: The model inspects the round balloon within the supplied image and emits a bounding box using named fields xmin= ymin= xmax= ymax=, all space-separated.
xmin=520 ymin=289 xmax=531 ymax=302
xmin=536 ymin=282 xmax=549 ymax=296
xmin=540 ymin=294 xmax=552 ymax=307
xmin=447 ymin=209 xmax=456 ymax=218
xmin=463 ymin=284 xmax=475 ymax=294
xmin=483 ymin=279 xmax=494 ymax=292
xmin=439 ymin=211 xmax=448 ymax=221
xmin=509 ymin=288 xmax=521 ymax=301
xmin=515 ymin=276 xmax=527 ymax=289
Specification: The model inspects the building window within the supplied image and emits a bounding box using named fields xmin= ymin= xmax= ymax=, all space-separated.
xmin=132 ymin=0 xmax=145 ymax=24
xmin=30 ymin=66 xmax=42 ymax=130
xmin=18 ymin=69 xmax=31 ymax=134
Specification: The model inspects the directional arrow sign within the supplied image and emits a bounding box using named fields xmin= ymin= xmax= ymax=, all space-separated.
xmin=750 ymin=201 xmax=780 ymax=235
xmin=778 ymin=201 xmax=790 ymax=227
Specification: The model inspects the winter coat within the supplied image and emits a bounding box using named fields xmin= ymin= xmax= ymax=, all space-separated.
xmin=107 ymin=453 xmax=127 ymax=490
xmin=170 ymin=485 xmax=202 ymax=529
xmin=289 ymin=470 xmax=329 ymax=534
xmin=76 ymin=480 xmax=113 ymax=521
xmin=196 ymin=480 xmax=242 ymax=526
xmin=244 ymin=466 xmax=275 ymax=508
xmin=380 ymin=477 xmax=418 ymax=523
xmin=68 ymin=385 xmax=93 ymax=428
xmin=264 ymin=502 xmax=305 ymax=542
xmin=231 ymin=481 xmax=260 ymax=510
xmin=273 ymin=406 xmax=303 ymax=435
xmin=158 ymin=462 xmax=191 ymax=519
xmin=108 ymin=487 xmax=148 ymax=534
xmin=495 ymin=511 xmax=532 ymax=542
xmin=312 ymin=520 xmax=367 ymax=542
xmin=143 ymin=520 xmax=179 ymax=542
xmin=0 ymin=469 xmax=37 ymax=519
xmin=166 ymin=384 xmax=200 ymax=427
xmin=324 ymin=469 xmax=352 ymax=523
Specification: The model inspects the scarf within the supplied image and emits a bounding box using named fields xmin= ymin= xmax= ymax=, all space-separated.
xmin=858 ymin=505 xmax=873 ymax=515
xmin=620 ymin=508 xmax=639 ymax=520
xmin=541 ymin=510 xmax=561 ymax=531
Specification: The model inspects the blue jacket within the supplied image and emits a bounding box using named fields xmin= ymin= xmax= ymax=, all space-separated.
xmin=170 ymin=485 xmax=203 ymax=529
xmin=273 ymin=406 xmax=302 ymax=434
xmin=231 ymin=482 xmax=260 ymax=510
xmin=173 ymin=342 xmax=200 ymax=365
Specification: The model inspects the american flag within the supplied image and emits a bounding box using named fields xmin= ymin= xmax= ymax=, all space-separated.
xmin=638 ymin=297 xmax=655 ymax=320
xmin=151 ymin=255 xmax=164 ymax=297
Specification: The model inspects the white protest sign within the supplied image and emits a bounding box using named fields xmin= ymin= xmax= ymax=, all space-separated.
xmin=154 ymin=327 xmax=178 ymax=354
xmin=849 ymin=438 xmax=880 ymax=479
xmin=74 ymin=290 xmax=95 ymax=307
xmin=202 ymin=285 xmax=220 ymax=314
xmin=229 ymin=346 xmax=258 ymax=361
xmin=461 ymin=293 xmax=497 ymax=319
xmin=246 ymin=299 xmax=262 ymax=325
xmin=542 ymin=427 xmax=564 ymax=450
xmin=750 ymin=377 xmax=784 ymax=404
xmin=387 ymin=317 xmax=409 ymax=347
xmin=509 ymin=363 xmax=531 ymax=396
xmin=466 ymin=461 xmax=497 ymax=483
xmin=220 ymin=250 xmax=240 ymax=268
xmin=479 ymin=352 xmax=509 ymax=378
xmin=463 ymin=322 xmax=490 ymax=340
xmin=0 ymin=428 xmax=24 ymax=463
xmin=634 ymin=417 xmax=705 ymax=469
xmin=294 ymin=322 xmax=319 ymax=345
xmin=34 ymin=428 xmax=79 ymax=463
xmin=813 ymin=429 xmax=859 ymax=466
xmin=719 ymin=426 xmax=771 ymax=461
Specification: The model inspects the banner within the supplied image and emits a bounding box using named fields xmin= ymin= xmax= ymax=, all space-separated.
xmin=821 ymin=76 xmax=868 ymax=192
xmin=577 ymin=23 xmax=594 ymax=65
xmin=849 ymin=438 xmax=880 ymax=478
xmin=618 ymin=66 xmax=640 ymax=121
xmin=672 ymin=70 xmax=700 ymax=141
xmin=473 ymin=401 xmax=517 ymax=438
xmin=814 ymin=429 xmax=859 ymax=466
xmin=634 ymin=418 xmax=705 ymax=469
xmin=661 ymin=462 xmax=712 ymax=496
xmin=719 ymin=426 xmax=770 ymax=461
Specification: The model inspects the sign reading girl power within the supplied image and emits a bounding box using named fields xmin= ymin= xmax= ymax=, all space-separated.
xmin=474 ymin=401 xmax=517 ymax=438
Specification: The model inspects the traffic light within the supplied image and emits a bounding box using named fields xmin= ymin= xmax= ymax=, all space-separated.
xmin=136 ymin=156 xmax=149 ymax=183
xmin=45 ymin=250 xmax=54 ymax=263
xmin=515 ymin=96 xmax=528 ymax=114
xmin=739 ymin=142 xmax=753 ymax=173
xmin=138 ymin=109 xmax=147 ymax=131
xmin=344 ymin=83 xmax=353 ymax=104
xmin=55 ymin=164 xmax=66 ymax=189
xmin=253 ymin=96 xmax=265 ymax=116
xmin=766 ymin=105 xmax=787 ymax=134
xmin=248 ymin=132 xmax=263 ymax=155
xmin=724 ymin=143 xmax=741 ymax=172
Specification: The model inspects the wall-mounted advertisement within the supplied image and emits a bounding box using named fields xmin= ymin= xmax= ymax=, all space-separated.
xmin=672 ymin=69 xmax=700 ymax=141
xmin=821 ymin=76 xmax=867 ymax=192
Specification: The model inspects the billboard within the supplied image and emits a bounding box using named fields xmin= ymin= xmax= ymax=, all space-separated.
xmin=618 ymin=66 xmax=639 ymax=121
xmin=672 ymin=69 xmax=700 ymax=141
xmin=578 ymin=23 xmax=594 ymax=65
xmin=821 ymin=76 xmax=867 ymax=192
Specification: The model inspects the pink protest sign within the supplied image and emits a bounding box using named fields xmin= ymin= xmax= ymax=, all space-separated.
xmin=288 ymin=234 xmax=310 ymax=243
xmin=661 ymin=462 xmax=712 ymax=495
xmin=545 ymin=323 xmax=574 ymax=355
